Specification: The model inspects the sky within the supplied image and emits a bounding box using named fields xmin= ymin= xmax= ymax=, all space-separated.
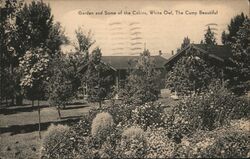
xmin=41 ymin=0 xmax=249 ymax=57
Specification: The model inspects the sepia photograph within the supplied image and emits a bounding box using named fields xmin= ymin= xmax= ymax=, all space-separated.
xmin=0 ymin=0 xmax=249 ymax=158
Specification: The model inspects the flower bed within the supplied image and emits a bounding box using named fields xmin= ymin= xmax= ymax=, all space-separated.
xmin=40 ymin=92 xmax=249 ymax=158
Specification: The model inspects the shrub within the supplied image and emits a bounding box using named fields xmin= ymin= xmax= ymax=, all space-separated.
xmin=91 ymin=112 xmax=114 ymax=141
xmin=117 ymin=126 xmax=147 ymax=158
xmin=40 ymin=124 xmax=72 ymax=159
xmin=86 ymin=101 xmax=167 ymax=131
xmin=131 ymin=102 xmax=166 ymax=130
xmin=167 ymin=80 xmax=247 ymax=141
xmin=203 ymin=131 xmax=250 ymax=158
xmin=145 ymin=128 xmax=176 ymax=158
xmin=174 ymin=126 xmax=250 ymax=158
xmin=88 ymin=103 xmax=136 ymax=127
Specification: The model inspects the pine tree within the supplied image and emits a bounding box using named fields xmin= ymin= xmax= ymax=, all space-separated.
xmin=227 ymin=19 xmax=250 ymax=95
xmin=221 ymin=30 xmax=228 ymax=45
xmin=204 ymin=26 xmax=217 ymax=45
xmin=181 ymin=36 xmax=191 ymax=49
xmin=222 ymin=12 xmax=247 ymax=45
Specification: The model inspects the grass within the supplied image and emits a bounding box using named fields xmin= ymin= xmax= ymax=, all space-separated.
xmin=0 ymin=91 xmax=176 ymax=159
xmin=0 ymin=100 xmax=93 ymax=159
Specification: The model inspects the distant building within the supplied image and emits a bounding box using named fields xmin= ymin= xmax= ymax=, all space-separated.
xmin=164 ymin=43 xmax=233 ymax=97
xmin=78 ymin=55 xmax=168 ymax=98
xmin=165 ymin=44 xmax=233 ymax=70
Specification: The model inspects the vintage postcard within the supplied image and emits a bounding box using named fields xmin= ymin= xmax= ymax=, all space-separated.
xmin=0 ymin=0 xmax=249 ymax=158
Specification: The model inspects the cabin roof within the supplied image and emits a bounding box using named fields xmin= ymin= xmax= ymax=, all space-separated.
xmin=78 ymin=55 xmax=168 ymax=73
xmin=192 ymin=44 xmax=232 ymax=59
xmin=166 ymin=44 xmax=233 ymax=66
xmin=101 ymin=55 xmax=168 ymax=70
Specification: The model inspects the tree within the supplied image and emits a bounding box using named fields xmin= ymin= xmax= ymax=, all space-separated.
xmin=226 ymin=18 xmax=250 ymax=95
xmin=46 ymin=56 xmax=73 ymax=119
xmin=64 ymin=28 xmax=96 ymax=98
xmin=85 ymin=48 xmax=113 ymax=107
xmin=16 ymin=1 xmax=52 ymax=54
xmin=181 ymin=36 xmax=191 ymax=49
xmin=19 ymin=47 xmax=50 ymax=138
xmin=0 ymin=0 xmax=23 ymax=106
xmin=74 ymin=27 xmax=95 ymax=62
xmin=222 ymin=12 xmax=247 ymax=44
xmin=1 ymin=0 xmax=66 ymax=106
xmin=204 ymin=26 xmax=217 ymax=45
xmin=120 ymin=50 xmax=161 ymax=104
xmin=221 ymin=30 xmax=228 ymax=45
xmin=166 ymin=54 xmax=217 ymax=95
xmin=15 ymin=0 xmax=67 ymax=58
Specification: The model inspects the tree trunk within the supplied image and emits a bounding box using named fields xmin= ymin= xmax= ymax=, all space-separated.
xmin=38 ymin=100 xmax=41 ymax=139
xmin=16 ymin=95 xmax=23 ymax=105
xmin=10 ymin=64 xmax=14 ymax=106
xmin=0 ymin=92 xmax=2 ymax=108
xmin=57 ymin=106 xmax=61 ymax=119
xmin=11 ymin=96 xmax=14 ymax=106
xmin=99 ymin=101 xmax=102 ymax=108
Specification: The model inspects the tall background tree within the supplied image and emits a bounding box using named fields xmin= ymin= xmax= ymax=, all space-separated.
xmin=177 ymin=36 xmax=191 ymax=53
xmin=15 ymin=1 xmax=66 ymax=57
xmin=16 ymin=0 xmax=67 ymax=137
xmin=74 ymin=27 xmax=95 ymax=61
xmin=66 ymin=28 xmax=95 ymax=98
xmin=204 ymin=26 xmax=217 ymax=45
xmin=0 ymin=0 xmax=66 ymax=106
xmin=181 ymin=36 xmax=191 ymax=49
xmin=222 ymin=12 xmax=247 ymax=45
xmin=0 ymin=0 xmax=23 ymax=106
xmin=120 ymin=50 xmax=161 ymax=104
xmin=226 ymin=18 xmax=250 ymax=95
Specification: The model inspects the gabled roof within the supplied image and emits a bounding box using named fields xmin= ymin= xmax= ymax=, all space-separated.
xmin=102 ymin=55 xmax=168 ymax=70
xmin=192 ymin=44 xmax=232 ymax=60
xmin=78 ymin=55 xmax=168 ymax=73
xmin=165 ymin=44 xmax=232 ymax=66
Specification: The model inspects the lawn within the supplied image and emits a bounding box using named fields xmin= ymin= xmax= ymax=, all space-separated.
xmin=0 ymin=100 xmax=93 ymax=159
xmin=0 ymin=91 xmax=176 ymax=159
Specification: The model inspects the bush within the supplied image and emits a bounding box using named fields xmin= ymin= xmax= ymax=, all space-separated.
xmin=167 ymin=80 xmax=247 ymax=141
xmin=88 ymin=103 xmax=136 ymax=127
xmin=117 ymin=126 xmax=147 ymax=158
xmin=145 ymin=128 xmax=176 ymax=158
xmin=131 ymin=102 xmax=166 ymax=130
xmin=91 ymin=112 xmax=114 ymax=141
xmin=84 ymin=100 xmax=168 ymax=132
xmin=174 ymin=126 xmax=250 ymax=158
xmin=40 ymin=124 xmax=72 ymax=159
xmin=203 ymin=131 xmax=250 ymax=158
